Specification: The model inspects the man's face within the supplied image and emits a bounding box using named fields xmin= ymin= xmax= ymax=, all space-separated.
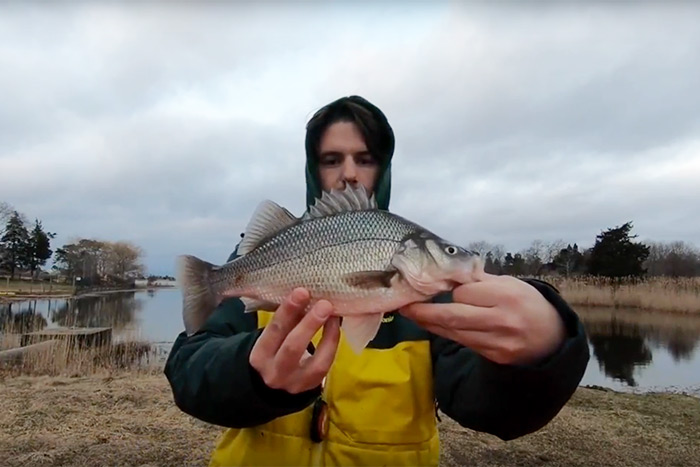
xmin=317 ymin=121 xmax=379 ymax=194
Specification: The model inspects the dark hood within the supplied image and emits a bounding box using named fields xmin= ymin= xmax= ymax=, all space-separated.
xmin=304 ymin=95 xmax=394 ymax=211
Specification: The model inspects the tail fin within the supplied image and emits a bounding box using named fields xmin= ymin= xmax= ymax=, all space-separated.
xmin=176 ymin=255 xmax=220 ymax=336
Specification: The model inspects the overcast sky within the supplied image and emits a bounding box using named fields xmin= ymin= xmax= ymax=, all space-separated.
xmin=1 ymin=2 xmax=699 ymax=276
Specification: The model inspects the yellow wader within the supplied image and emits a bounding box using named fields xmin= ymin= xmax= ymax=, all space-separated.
xmin=209 ymin=311 xmax=440 ymax=466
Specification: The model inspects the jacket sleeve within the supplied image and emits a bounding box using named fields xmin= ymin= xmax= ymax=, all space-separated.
xmin=431 ymin=278 xmax=590 ymax=441
xmin=163 ymin=249 xmax=322 ymax=428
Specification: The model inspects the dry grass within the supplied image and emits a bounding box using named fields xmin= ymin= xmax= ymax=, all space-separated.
xmin=439 ymin=386 xmax=700 ymax=467
xmin=541 ymin=275 xmax=700 ymax=314
xmin=0 ymin=372 xmax=217 ymax=467
xmin=0 ymin=372 xmax=697 ymax=467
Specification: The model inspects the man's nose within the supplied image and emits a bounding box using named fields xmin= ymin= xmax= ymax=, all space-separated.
xmin=342 ymin=158 xmax=358 ymax=182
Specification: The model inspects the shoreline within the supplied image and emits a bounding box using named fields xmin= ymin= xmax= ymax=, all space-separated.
xmin=0 ymin=285 xmax=176 ymax=303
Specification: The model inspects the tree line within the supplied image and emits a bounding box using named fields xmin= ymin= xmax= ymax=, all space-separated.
xmin=4 ymin=198 xmax=698 ymax=283
xmin=1 ymin=201 xmax=145 ymax=286
xmin=468 ymin=221 xmax=700 ymax=279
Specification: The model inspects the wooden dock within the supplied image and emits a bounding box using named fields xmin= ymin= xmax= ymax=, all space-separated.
xmin=20 ymin=327 xmax=112 ymax=348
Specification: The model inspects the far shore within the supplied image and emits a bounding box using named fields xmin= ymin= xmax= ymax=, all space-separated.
xmin=0 ymin=284 xmax=176 ymax=303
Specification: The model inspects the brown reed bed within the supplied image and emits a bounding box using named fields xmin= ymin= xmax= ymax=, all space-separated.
xmin=0 ymin=328 xmax=156 ymax=378
xmin=538 ymin=275 xmax=700 ymax=314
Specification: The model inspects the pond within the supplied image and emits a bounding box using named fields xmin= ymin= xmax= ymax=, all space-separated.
xmin=2 ymin=288 xmax=699 ymax=395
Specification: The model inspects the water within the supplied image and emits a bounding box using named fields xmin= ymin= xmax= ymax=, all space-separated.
xmin=577 ymin=306 xmax=700 ymax=396
xmin=2 ymin=288 xmax=699 ymax=395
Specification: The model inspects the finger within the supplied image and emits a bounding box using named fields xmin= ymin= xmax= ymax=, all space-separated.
xmin=275 ymin=299 xmax=334 ymax=371
xmin=399 ymin=303 xmax=497 ymax=331
xmin=254 ymin=288 xmax=310 ymax=356
xmin=452 ymin=279 xmax=503 ymax=307
xmin=420 ymin=322 xmax=505 ymax=355
xmin=302 ymin=315 xmax=340 ymax=379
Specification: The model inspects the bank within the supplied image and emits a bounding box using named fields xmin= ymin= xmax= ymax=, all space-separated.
xmin=0 ymin=370 xmax=698 ymax=467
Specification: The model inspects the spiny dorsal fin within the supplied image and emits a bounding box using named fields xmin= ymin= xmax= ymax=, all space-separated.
xmin=238 ymin=200 xmax=298 ymax=255
xmin=305 ymin=184 xmax=377 ymax=219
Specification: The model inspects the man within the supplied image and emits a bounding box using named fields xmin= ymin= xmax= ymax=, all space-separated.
xmin=164 ymin=95 xmax=590 ymax=466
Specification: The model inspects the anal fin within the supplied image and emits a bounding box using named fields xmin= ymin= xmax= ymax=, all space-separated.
xmin=341 ymin=313 xmax=384 ymax=354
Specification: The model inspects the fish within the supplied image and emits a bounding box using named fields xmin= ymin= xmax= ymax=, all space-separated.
xmin=176 ymin=184 xmax=483 ymax=354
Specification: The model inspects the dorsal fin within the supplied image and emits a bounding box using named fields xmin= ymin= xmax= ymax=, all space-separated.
xmin=305 ymin=184 xmax=377 ymax=219
xmin=238 ymin=200 xmax=298 ymax=255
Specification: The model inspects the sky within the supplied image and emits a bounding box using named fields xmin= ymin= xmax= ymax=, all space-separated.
xmin=1 ymin=2 xmax=699 ymax=276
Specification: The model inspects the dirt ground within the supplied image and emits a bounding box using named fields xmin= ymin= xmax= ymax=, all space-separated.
xmin=0 ymin=371 xmax=698 ymax=467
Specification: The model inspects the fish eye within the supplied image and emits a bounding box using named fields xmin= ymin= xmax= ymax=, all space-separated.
xmin=445 ymin=245 xmax=458 ymax=255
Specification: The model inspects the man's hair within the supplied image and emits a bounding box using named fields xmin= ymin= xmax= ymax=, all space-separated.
xmin=304 ymin=95 xmax=394 ymax=166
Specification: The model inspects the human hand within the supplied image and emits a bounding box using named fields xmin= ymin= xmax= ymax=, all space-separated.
xmin=249 ymin=287 xmax=341 ymax=394
xmin=399 ymin=273 xmax=566 ymax=366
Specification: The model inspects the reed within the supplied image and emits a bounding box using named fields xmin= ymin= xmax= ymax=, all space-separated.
xmin=538 ymin=275 xmax=700 ymax=314
xmin=0 ymin=320 xmax=156 ymax=377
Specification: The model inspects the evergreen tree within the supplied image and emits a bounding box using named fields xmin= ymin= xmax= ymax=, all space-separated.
xmin=0 ymin=211 xmax=31 ymax=279
xmin=587 ymin=222 xmax=650 ymax=278
xmin=27 ymin=219 xmax=56 ymax=279
xmin=502 ymin=252 xmax=526 ymax=276
xmin=553 ymin=243 xmax=584 ymax=276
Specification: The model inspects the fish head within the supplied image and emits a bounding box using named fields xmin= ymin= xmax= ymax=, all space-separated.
xmin=391 ymin=231 xmax=483 ymax=296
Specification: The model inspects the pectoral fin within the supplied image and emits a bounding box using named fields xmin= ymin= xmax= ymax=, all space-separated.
xmin=342 ymin=270 xmax=397 ymax=289
xmin=341 ymin=313 xmax=384 ymax=354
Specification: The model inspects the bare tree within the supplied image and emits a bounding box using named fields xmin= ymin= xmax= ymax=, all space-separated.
xmin=106 ymin=241 xmax=145 ymax=280
xmin=543 ymin=239 xmax=567 ymax=264
xmin=466 ymin=241 xmax=495 ymax=257
xmin=644 ymin=240 xmax=700 ymax=277
xmin=521 ymin=241 xmax=545 ymax=275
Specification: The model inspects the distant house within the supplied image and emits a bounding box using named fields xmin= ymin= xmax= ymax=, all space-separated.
xmin=135 ymin=278 xmax=177 ymax=288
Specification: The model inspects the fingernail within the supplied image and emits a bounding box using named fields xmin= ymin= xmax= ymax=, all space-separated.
xmin=290 ymin=288 xmax=308 ymax=306
xmin=316 ymin=301 xmax=332 ymax=318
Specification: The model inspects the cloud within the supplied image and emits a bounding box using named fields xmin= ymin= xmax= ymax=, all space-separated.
xmin=1 ymin=2 xmax=699 ymax=274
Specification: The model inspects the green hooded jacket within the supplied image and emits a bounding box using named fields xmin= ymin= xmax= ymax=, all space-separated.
xmin=164 ymin=97 xmax=590 ymax=442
